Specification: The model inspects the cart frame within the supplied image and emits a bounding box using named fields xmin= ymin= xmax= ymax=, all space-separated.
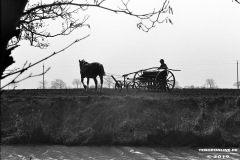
xmin=112 ymin=67 xmax=180 ymax=92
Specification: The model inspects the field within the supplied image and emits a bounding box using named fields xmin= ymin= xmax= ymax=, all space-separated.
xmin=1 ymin=88 xmax=240 ymax=147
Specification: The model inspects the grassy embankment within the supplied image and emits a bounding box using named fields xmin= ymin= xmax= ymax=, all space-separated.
xmin=1 ymin=89 xmax=240 ymax=147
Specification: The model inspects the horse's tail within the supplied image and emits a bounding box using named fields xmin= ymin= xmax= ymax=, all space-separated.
xmin=100 ymin=64 xmax=106 ymax=76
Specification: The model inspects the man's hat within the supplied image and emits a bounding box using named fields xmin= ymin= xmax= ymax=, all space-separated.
xmin=160 ymin=59 xmax=164 ymax=63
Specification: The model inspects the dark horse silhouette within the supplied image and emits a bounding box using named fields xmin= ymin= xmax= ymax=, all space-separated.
xmin=79 ymin=59 xmax=105 ymax=91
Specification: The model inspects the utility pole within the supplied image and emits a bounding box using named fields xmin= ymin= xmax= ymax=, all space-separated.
xmin=237 ymin=60 xmax=239 ymax=89
xmin=43 ymin=63 xmax=45 ymax=89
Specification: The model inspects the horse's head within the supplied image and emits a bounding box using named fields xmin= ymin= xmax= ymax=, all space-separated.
xmin=79 ymin=59 xmax=88 ymax=68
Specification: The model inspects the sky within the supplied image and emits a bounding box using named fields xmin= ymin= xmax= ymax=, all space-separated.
xmin=2 ymin=0 xmax=240 ymax=89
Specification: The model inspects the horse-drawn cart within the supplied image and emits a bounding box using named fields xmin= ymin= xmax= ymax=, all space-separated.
xmin=111 ymin=67 xmax=180 ymax=92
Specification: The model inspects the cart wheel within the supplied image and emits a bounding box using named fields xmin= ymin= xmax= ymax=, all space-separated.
xmin=126 ymin=81 xmax=134 ymax=93
xmin=133 ymin=71 xmax=144 ymax=82
xmin=135 ymin=81 xmax=148 ymax=91
xmin=155 ymin=70 xmax=175 ymax=91
xmin=126 ymin=81 xmax=139 ymax=93
xmin=133 ymin=71 xmax=148 ymax=91
xmin=115 ymin=80 xmax=122 ymax=91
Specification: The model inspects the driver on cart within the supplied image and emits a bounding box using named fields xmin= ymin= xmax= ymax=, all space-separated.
xmin=158 ymin=59 xmax=168 ymax=70
xmin=158 ymin=59 xmax=168 ymax=90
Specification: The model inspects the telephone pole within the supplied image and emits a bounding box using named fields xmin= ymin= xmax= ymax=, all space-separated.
xmin=43 ymin=63 xmax=45 ymax=89
xmin=237 ymin=60 xmax=239 ymax=89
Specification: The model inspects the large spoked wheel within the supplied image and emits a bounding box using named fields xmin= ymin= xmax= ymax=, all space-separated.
xmin=133 ymin=71 xmax=144 ymax=82
xmin=135 ymin=81 xmax=148 ymax=91
xmin=155 ymin=70 xmax=175 ymax=91
xmin=133 ymin=71 xmax=149 ymax=91
xmin=166 ymin=71 xmax=175 ymax=91
xmin=126 ymin=81 xmax=137 ymax=93
xmin=115 ymin=80 xmax=122 ymax=92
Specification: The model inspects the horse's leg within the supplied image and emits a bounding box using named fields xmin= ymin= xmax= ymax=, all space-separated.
xmin=99 ymin=75 xmax=103 ymax=91
xmin=87 ymin=78 xmax=90 ymax=90
xmin=81 ymin=77 xmax=87 ymax=89
xmin=93 ymin=77 xmax=98 ymax=91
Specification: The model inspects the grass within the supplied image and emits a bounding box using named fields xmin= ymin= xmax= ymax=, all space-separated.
xmin=1 ymin=89 xmax=240 ymax=147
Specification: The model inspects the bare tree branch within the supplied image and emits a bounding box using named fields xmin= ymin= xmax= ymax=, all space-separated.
xmin=8 ymin=0 xmax=172 ymax=48
xmin=234 ymin=0 xmax=240 ymax=4
xmin=1 ymin=34 xmax=90 ymax=89
xmin=2 ymin=34 xmax=90 ymax=80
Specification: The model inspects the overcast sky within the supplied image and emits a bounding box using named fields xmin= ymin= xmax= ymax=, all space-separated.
xmin=2 ymin=0 xmax=240 ymax=89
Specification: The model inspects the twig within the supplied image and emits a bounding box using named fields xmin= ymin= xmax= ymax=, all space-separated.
xmin=2 ymin=34 xmax=90 ymax=80
xmin=1 ymin=34 xmax=90 ymax=89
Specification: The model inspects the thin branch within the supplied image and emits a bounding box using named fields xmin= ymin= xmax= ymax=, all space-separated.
xmin=234 ymin=0 xmax=240 ymax=4
xmin=1 ymin=66 xmax=51 ymax=90
xmin=3 ymin=33 xmax=90 ymax=89
xmin=23 ymin=1 xmax=170 ymax=23
xmin=1 ymin=34 xmax=90 ymax=81
xmin=9 ymin=0 xmax=171 ymax=48
xmin=15 ymin=67 xmax=50 ymax=84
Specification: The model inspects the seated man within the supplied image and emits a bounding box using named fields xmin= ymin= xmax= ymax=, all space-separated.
xmin=158 ymin=59 xmax=168 ymax=70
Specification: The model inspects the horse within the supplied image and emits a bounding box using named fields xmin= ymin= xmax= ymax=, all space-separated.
xmin=79 ymin=59 xmax=105 ymax=91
